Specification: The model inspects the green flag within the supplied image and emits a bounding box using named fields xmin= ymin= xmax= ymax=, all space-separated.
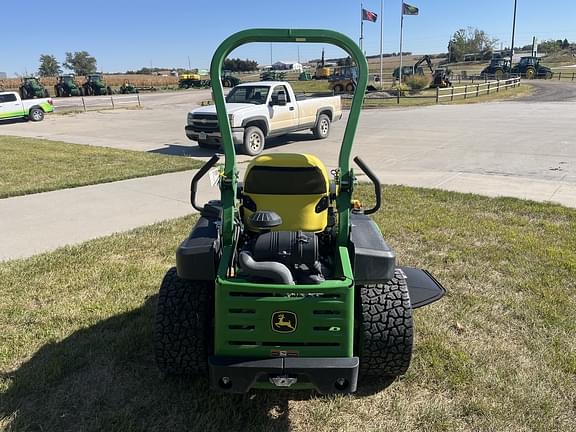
xmin=402 ymin=3 xmax=419 ymax=15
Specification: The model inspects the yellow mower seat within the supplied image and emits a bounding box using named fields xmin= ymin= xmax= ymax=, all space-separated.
xmin=242 ymin=153 xmax=330 ymax=232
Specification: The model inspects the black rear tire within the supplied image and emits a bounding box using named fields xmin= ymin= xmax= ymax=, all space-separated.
xmin=154 ymin=267 xmax=214 ymax=375
xmin=357 ymin=268 xmax=413 ymax=377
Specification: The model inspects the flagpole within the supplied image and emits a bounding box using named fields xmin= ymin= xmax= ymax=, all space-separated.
xmin=399 ymin=2 xmax=404 ymax=84
xmin=379 ymin=0 xmax=384 ymax=88
xmin=360 ymin=3 xmax=364 ymax=52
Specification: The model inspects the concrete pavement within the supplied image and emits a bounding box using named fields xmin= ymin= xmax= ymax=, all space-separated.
xmin=0 ymin=170 xmax=209 ymax=261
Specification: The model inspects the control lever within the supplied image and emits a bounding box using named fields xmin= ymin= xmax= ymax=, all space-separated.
xmin=353 ymin=156 xmax=381 ymax=215
xmin=190 ymin=154 xmax=220 ymax=212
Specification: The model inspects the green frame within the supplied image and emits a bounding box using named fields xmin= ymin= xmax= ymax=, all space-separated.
xmin=210 ymin=30 xmax=368 ymax=370
xmin=209 ymin=29 xmax=369 ymax=248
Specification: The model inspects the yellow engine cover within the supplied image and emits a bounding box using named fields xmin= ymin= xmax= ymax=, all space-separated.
xmin=243 ymin=153 xmax=331 ymax=232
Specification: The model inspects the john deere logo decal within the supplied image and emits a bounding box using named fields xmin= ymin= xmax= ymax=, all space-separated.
xmin=272 ymin=311 xmax=297 ymax=333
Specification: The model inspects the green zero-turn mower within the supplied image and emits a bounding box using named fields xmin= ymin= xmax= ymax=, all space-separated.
xmin=154 ymin=29 xmax=445 ymax=394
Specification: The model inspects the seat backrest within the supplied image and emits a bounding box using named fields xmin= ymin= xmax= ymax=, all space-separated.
xmin=242 ymin=153 xmax=330 ymax=232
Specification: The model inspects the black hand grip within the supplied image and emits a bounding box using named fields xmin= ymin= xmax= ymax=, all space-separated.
xmin=191 ymin=154 xmax=221 ymax=211
xmin=353 ymin=156 xmax=381 ymax=215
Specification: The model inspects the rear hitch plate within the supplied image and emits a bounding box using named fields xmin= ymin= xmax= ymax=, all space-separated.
xmin=270 ymin=375 xmax=298 ymax=387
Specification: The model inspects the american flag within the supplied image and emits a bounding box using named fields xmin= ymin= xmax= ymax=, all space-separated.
xmin=362 ymin=8 xmax=378 ymax=22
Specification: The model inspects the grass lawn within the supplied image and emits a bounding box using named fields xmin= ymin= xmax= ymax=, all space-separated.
xmin=0 ymin=136 xmax=202 ymax=199
xmin=1 ymin=185 xmax=575 ymax=431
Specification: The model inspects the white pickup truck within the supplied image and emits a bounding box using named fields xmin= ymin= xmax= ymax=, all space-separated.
xmin=0 ymin=91 xmax=54 ymax=122
xmin=185 ymin=81 xmax=342 ymax=155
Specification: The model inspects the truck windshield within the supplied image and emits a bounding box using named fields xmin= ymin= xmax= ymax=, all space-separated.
xmin=226 ymin=86 xmax=270 ymax=105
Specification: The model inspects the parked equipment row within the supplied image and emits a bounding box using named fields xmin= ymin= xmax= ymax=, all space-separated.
xmin=16 ymin=74 xmax=142 ymax=100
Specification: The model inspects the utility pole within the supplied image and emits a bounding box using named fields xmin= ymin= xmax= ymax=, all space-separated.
xmin=379 ymin=0 xmax=384 ymax=88
xmin=360 ymin=3 xmax=364 ymax=52
xmin=188 ymin=56 xmax=191 ymax=71
xmin=270 ymin=43 xmax=273 ymax=67
xmin=510 ymin=0 xmax=518 ymax=68
xmin=399 ymin=2 xmax=404 ymax=84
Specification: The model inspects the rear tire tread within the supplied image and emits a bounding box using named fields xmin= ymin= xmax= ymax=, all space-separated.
xmin=358 ymin=269 xmax=413 ymax=377
xmin=154 ymin=267 xmax=213 ymax=375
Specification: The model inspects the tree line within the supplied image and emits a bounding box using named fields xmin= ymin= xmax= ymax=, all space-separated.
xmin=447 ymin=27 xmax=574 ymax=63
xmin=533 ymin=39 xmax=571 ymax=53
xmin=38 ymin=52 xmax=98 ymax=76
xmin=223 ymin=58 xmax=258 ymax=72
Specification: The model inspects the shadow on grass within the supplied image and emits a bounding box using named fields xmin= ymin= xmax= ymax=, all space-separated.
xmin=0 ymin=296 xmax=291 ymax=432
xmin=1 ymin=294 xmax=394 ymax=431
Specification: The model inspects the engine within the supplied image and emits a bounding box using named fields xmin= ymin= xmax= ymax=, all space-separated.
xmin=239 ymin=231 xmax=326 ymax=285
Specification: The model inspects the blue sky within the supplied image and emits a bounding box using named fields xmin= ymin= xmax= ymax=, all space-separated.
xmin=1 ymin=0 xmax=575 ymax=76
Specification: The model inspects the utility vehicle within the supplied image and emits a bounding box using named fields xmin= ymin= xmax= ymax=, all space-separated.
xmin=155 ymin=29 xmax=445 ymax=394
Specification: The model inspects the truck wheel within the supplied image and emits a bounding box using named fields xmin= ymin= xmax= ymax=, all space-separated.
xmin=346 ymin=83 xmax=355 ymax=92
xmin=357 ymin=269 xmax=413 ymax=377
xmin=313 ymin=114 xmax=331 ymax=139
xmin=545 ymin=71 xmax=553 ymax=80
xmin=525 ymin=67 xmax=536 ymax=79
xmin=243 ymin=126 xmax=265 ymax=156
xmin=154 ymin=267 xmax=214 ymax=375
xmin=333 ymin=84 xmax=344 ymax=94
xmin=28 ymin=108 xmax=44 ymax=122
xmin=495 ymin=69 xmax=503 ymax=80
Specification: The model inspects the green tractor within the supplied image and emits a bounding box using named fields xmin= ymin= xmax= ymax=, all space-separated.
xmin=481 ymin=58 xmax=511 ymax=80
xmin=154 ymin=29 xmax=445 ymax=394
xmin=221 ymin=70 xmax=241 ymax=87
xmin=19 ymin=77 xmax=49 ymax=99
xmin=54 ymin=74 xmax=83 ymax=97
xmin=119 ymin=81 xmax=139 ymax=94
xmin=82 ymin=73 xmax=113 ymax=96
xmin=510 ymin=56 xmax=553 ymax=79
